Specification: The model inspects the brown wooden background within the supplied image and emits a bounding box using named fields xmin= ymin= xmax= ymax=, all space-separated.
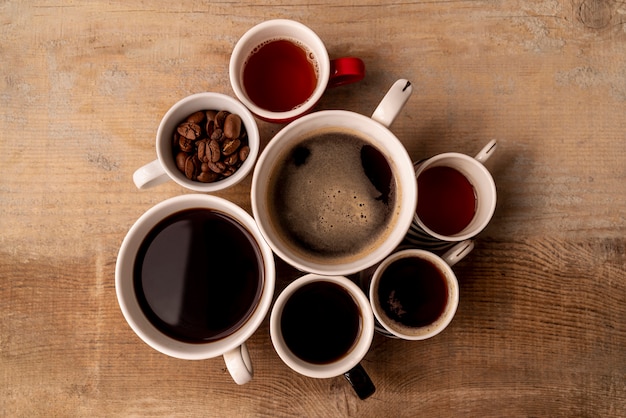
xmin=1 ymin=1 xmax=625 ymax=416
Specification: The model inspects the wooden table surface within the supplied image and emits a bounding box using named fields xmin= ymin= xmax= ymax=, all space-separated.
xmin=1 ymin=1 xmax=625 ymax=416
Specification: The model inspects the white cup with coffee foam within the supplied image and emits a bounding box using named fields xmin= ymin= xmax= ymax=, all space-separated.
xmin=368 ymin=240 xmax=473 ymax=340
xmin=251 ymin=79 xmax=417 ymax=276
xmin=115 ymin=194 xmax=275 ymax=385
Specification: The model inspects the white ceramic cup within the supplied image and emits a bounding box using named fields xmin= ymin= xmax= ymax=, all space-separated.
xmin=115 ymin=194 xmax=275 ymax=385
xmin=251 ymin=79 xmax=417 ymax=276
xmin=406 ymin=140 xmax=497 ymax=248
xmin=270 ymin=274 xmax=375 ymax=399
xmin=368 ymin=240 xmax=473 ymax=340
xmin=229 ymin=19 xmax=365 ymax=123
xmin=133 ymin=92 xmax=260 ymax=192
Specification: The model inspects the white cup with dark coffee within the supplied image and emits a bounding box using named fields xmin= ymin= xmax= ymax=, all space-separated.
xmin=270 ymin=274 xmax=376 ymax=399
xmin=251 ymin=79 xmax=417 ymax=276
xmin=368 ymin=240 xmax=473 ymax=340
xmin=406 ymin=140 xmax=497 ymax=249
xmin=115 ymin=194 xmax=275 ymax=384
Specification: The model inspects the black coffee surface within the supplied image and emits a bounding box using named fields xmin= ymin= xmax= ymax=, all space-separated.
xmin=133 ymin=209 xmax=263 ymax=343
xmin=378 ymin=257 xmax=448 ymax=328
xmin=268 ymin=130 xmax=397 ymax=262
xmin=280 ymin=281 xmax=361 ymax=364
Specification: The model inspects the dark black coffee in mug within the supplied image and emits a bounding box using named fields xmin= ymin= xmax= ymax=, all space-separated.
xmin=133 ymin=208 xmax=264 ymax=343
xmin=280 ymin=281 xmax=362 ymax=364
xmin=377 ymin=257 xmax=448 ymax=328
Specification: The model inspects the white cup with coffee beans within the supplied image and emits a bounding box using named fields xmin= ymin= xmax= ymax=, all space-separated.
xmin=133 ymin=92 xmax=259 ymax=192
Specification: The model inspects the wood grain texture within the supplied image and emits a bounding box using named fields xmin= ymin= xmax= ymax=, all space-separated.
xmin=1 ymin=1 xmax=625 ymax=416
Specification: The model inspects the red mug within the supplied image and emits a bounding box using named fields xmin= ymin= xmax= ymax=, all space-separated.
xmin=229 ymin=19 xmax=365 ymax=123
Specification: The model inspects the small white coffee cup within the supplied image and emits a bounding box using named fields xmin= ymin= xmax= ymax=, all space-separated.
xmin=115 ymin=194 xmax=275 ymax=384
xmin=369 ymin=240 xmax=473 ymax=340
xmin=270 ymin=274 xmax=375 ymax=399
xmin=406 ymin=140 xmax=497 ymax=248
xmin=133 ymin=92 xmax=260 ymax=192
xmin=251 ymin=79 xmax=417 ymax=276
xmin=229 ymin=19 xmax=365 ymax=123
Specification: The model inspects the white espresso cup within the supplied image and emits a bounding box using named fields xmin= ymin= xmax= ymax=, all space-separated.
xmin=229 ymin=19 xmax=365 ymax=123
xmin=251 ymin=79 xmax=417 ymax=276
xmin=270 ymin=274 xmax=376 ymax=399
xmin=406 ymin=140 xmax=497 ymax=248
xmin=133 ymin=92 xmax=260 ymax=192
xmin=369 ymin=240 xmax=473 ymax=340
xmin=115 ymin=194 xmax=275 ymax=384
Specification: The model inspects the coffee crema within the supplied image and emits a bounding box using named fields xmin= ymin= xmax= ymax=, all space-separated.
xmin=266 ymin=128 xmax=399 ymax=264
xmin=133 ymin=209 xmax=264 ymax=343
xmin=280 ymin=281 xmax=362 ymax=364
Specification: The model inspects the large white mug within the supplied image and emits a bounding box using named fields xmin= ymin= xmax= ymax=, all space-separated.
xmin=251 ymin=79 xmax=417 ymax=276
xmin=115 ymin=194 xmax=275 ymax=384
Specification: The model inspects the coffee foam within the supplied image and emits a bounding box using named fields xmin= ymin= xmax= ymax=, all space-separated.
xmin=267 ymin=128 xmax=399 ymax=265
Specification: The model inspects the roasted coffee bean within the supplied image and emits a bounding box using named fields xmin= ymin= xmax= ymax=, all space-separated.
xmin=186 ymin=111 xmax=206 ymax=124
xmin=208 ymin=161 xmax=226 ymax=174
xmin=172 ymin=109 xmax=249 ymax=183
xmin=215 ymin=111 xmax=229 ymax=129
xmin=239 ymin=145 xmax=250 ymax=162
xmin=177 ymin=122 xmax=201 ymax=140
xmin=176 ymin=152 xmax=187 ymax=172
xmin=222 ymin=138 xmax=241 ymax=156
xmin=208 ymin=139 xmax=221 ymax=163
xmin=224 ymin=114 xmax=242 ymax=139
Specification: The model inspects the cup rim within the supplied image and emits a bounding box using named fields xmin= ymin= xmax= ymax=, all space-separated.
xmin=229 ymin=19 xmax=331 ymax=122
xmin=369 ymin=249 xmax=459 ymax=340
xmin=115 ymin=194 xmax=275 ymax=360
xmin=412 ymin=152 xmax=497 ymax=242
xmin=156 ymin=92 xmax=260 ymax=192
xmin=250 ymin=109 xmax=418 ymax=276
xmin=270 ymin=274 xmax=374 ymax=379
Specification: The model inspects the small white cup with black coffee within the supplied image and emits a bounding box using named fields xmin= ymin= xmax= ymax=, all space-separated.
xmin=270 ymin=274 xmax=376 ymax=399
xmin=368 ymin=240 xmax=473 ymax=340
xmin=115 ymin=194 xmax=275 ymax=384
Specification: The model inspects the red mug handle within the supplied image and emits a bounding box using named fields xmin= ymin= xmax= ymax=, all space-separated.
xmin=328 ymin=57 xmax=366 ymax=88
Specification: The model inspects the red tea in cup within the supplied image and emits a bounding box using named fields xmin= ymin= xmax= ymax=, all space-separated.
xmin=416 ymin=166 xmax=476 ymax=236
xmin=243 ymin=39 xmax=318 ymax=112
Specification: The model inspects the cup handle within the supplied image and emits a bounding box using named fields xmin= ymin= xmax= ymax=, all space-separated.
xmin=222 ymin=343 xmax=253 ymax=385
xmin=474 ymin=139 xmax=498 ymax=164
xmin=133 ymin=159 xmax=170 ymax=189
xmin=343 ymin=363 xmax=376 ymax=400
xmin=441 ymin=240 xmax=474 ymax=267
xmin=328 ymin=57 xmax=366 ymax=88
xmin=370 ymin=79 xmax=413 ymax=128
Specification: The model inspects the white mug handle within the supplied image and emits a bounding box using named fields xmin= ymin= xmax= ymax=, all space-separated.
xmin=370 ymin=79 xmax=413 ymax=128
xmin=133 ymin=159 xmax=170 ymax=189
xmin=441 ymin=240 xmax=474 ymax=267
xmin=222 ymin=343 xmax=253 ymax=385
xmin=474 ymin=139 xmax=497 ymax=164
